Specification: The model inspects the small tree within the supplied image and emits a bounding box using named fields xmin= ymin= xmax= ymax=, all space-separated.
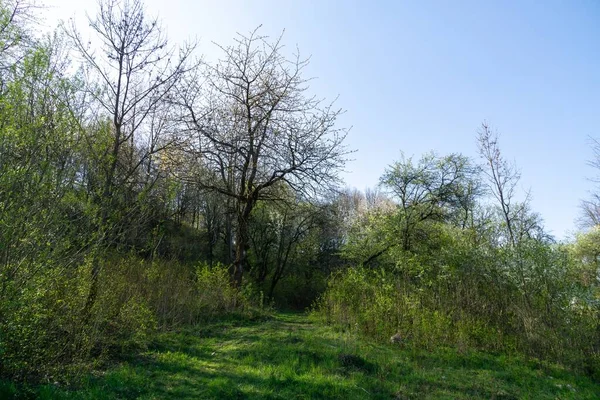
xmin=477 ymin=122 xmax=546 ymax=245
xmin=478 ymin=123 xmax=522 ymax=246
xmin=381 ymin=152 xmax=478 ymax=251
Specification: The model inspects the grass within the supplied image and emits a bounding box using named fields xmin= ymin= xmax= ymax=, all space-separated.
xmin=2 ymin=312 xmax=599 ymax=399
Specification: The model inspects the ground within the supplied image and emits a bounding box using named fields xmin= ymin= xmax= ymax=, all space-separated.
xmin=2 ymin=313 xmax=599 ymax=399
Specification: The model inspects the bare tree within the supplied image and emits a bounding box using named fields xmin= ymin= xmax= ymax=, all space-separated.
xmin=66 ymin=0 xmax=195 ymax=316
xmin=580 ymin=195 xmax=600 ymax=229
xmin=579 ymin=137 xmax=600 ymax=229
xmin=477 ymin=123 xmax=522 ymax=246
xmin=477 ymin=122 xmax=547 ymax=246
xmin=176 ymin=28 xmax=349 ymax=287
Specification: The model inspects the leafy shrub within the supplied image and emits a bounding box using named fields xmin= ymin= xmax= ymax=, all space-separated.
xmin=0 ymin=254 xmax=261 ymax=382
xmin=314 ymin=242 xmax=600 ymax=373
xmin=195 ymin=263 xmax=243 ymax=317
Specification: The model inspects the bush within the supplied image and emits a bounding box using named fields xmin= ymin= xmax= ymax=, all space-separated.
xmin=0 ymin=261 xmax=91 ymax=380
xmin=0 ymin=254 xmax=260 ymax=382
xmin=195 ymin=263 xmax=245 ymax=317
xmin=314 ymin=243 xmax=600 ymax=374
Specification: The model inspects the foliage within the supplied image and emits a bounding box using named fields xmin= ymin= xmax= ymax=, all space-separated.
xmin=0 ymin=0 xmax=598 ymax=395
xmin=316 ymin=233 xmax=599 ymax=373
xmin=195 ymin=263 xmax=246 ymax=317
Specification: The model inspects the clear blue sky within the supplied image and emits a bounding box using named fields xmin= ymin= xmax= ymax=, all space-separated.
xmin=45 ymin=0 xmax=600 ymax=240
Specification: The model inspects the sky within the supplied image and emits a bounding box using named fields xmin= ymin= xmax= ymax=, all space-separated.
xmin=40 ymin=0 xmax=600 ymax=240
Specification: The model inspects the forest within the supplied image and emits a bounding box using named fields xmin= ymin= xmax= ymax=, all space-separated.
xmin=1 ymin=0 xmax=600 ymax=398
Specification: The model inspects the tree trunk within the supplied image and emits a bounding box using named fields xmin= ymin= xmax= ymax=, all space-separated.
xmin=232 ymin=201 xmax=253 ymax=288
xmin=232 ymin=229 xmax=247 ymax=288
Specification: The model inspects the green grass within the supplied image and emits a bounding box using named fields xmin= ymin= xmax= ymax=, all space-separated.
xmin=2 ymin=313 xmax=599 ymax=399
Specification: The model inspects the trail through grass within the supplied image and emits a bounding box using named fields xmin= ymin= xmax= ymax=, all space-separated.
xmin=3 ymin=313 xmax=599 ymax=399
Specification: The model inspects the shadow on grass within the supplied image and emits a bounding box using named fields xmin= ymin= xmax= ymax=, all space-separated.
xmin=15 ymin=313 xmax=600 ymax=400
xmin=79 ymin=352 xmax=381 ymax=400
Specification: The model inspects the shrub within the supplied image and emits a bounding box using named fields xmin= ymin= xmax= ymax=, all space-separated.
xmin=0 ymin=255 xmax=258 ymax=382
xmin=314 ymin=245 xmax=599 ymax=374
xmin=195 ymin=263 xmax=243 ymax=317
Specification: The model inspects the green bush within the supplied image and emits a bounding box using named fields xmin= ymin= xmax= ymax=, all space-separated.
xmin=195 ymin=263 xmax=243 ymax=316
xmin=314 ymin=246 xmax=599 ymax=374
xmin=0 ymin=254 xmax=261 ymax=382
xmin=0 ymin=261 xmax=90 ymax=379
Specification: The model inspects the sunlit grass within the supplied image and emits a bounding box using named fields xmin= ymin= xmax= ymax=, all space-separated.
xmin=2 ymin=313 xmax=599 ymax=399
